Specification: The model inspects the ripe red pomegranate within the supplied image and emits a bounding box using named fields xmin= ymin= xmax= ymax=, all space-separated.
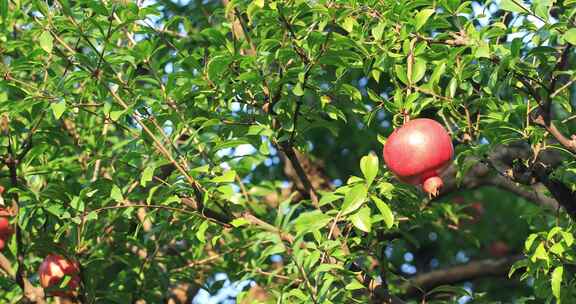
xmin=38 ymin=254 xmax=80 ymax=296
xmin=0 ymin=211 xmax=13 ymax=251
xmin=383 ymin=118 xmax=454 ymax=197
xmin=0 ymin=217 xmax=11 ymax=236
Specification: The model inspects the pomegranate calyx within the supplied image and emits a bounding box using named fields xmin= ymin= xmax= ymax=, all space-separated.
xmin=423 ymin=176 xmax=443 ymax=198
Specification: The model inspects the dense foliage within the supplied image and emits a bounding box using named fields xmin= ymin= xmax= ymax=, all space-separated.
xmin=0 ymin=0 xmax=575 ymax=303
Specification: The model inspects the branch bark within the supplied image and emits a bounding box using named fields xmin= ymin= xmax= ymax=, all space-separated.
xmin=401 ymin=255 xmax=522 ymax=297
xmin=435 ymin=143 xmax=561 ymax=211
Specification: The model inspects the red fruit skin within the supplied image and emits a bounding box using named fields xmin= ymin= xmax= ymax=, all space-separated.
xmin=467 ymin=202 xmax=484 ymax=223
xmin=38 ymin=254 xmax=80 ymax=294
xmin=489 ymin=241 xmax=510 ymax=258
xmin=383 ymin=119 xmax=454 ymax=193
xmin=0 ymin=217 xmax=12 ymax=237
xmin=0 ymin=215 xmax=13 ymax=251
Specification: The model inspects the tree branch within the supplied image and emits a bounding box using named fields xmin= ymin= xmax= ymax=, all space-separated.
xmin=531 ymin=112 xmax=576 ymax=154
xmin=436 ymin=148 xmax=560 ymax=211
xmin=401 ymin=255 xmax=522 ymax=297
xmin=549 ymin=44 xmax=572 ymax=97
xmin=278 ymin=142 xmax=320 ymax=205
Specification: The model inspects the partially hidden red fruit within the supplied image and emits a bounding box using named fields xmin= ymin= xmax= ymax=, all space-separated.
xmin=488 ymin=241 xmax=510 ymax=258
xmin=38 ymin=254 xmax=80 ymax=296
xmin=0 ymin=217 xmax=12 ymax=237
xmin=0 ymin=212 xmax=13 ymax=251
xmin=467 ymin=202 xmax=485 ymax=223
xmin=383 ymin=118 xmax=454 ymax=197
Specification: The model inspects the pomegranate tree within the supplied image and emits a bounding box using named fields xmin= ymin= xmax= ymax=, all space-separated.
xmin=38 ymin=254 xmax=80 ymax=297
xmin=383 ymin=118 xmax=454 ymax=197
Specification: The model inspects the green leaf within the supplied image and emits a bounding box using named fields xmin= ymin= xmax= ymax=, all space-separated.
xmin=344 ymin=279 xmax=364 ymax=290
xmin=371 ymin=22 xmax=386 ymax=41
xmin=551 ymin=266 xmax=563 ymax=301
xmin=349 ymin=207 xmax=371 ymax=233
xmin=110 ymin=110 xmax=124 ymax=122
xmin=319 ymin=193 xmax=342 ymax=206
xmin=427 ymin=285 xmax=471 ymax=297
xmin=58 ymin=0 xmax=71 ymax=15
xmin=1 ymin=0 xmax=7 ymax=24
xmin=342 ymin=17 xmax=355 ymax=33
xmin=210 ymin=170 xmax=236 ymax=183
xmin=530 ymin=242 xmax=548 ymax=262
xmin=341 ymin=184 xmax=368 ymax=215
xmin=110 ymin=185 xmax=124 ymax=202
xmin=532 ymin=0 xmax=552 ymax=21
xmin=561 ymin=231 xmax=574 ymax=246
xmin=191 ymin=165 xmax=210 ymax=174
xmin=208 ymin=55 xmax=233 ymax=80
xmin=230 ymin=218 xmax=249 ymax=227
xmin=196 ymin=221 xmax=209 ymax=243
xmin=429 ymin=62 xmax=446 ymax=86
xmin=360 ymin=153 xmax=378 ymax=186
xmin=294 ymin=210 xmax=332 ymax=233
xmin=525 ymin=233 xmax=539 ymax=251
xmin=411 ymin=58 xmax=427 ymax=84
xmin=395 ymin=65 xmax=409 ymax=85
xmin=564 ymin=28 xmax=576 ymax=45
xmin=447 ymin=78 xmax=458 ymax=98
xmin=293 ymin=82 xmax=304 ymax=96
xmin=372 ymin=195 xmax=394 ymax=229
xmin=39 ymin=31 xmax=53 ymax=53
xmin=549 ymin=242 xmax=565 ymax=255
xmin=475 ymin=42 xmax=490 ymax=58
xmin=414 ymin=9 xmax=435 ymax=31
xmin=547 ymin=226 xmax=562 ymax=241
xmin=50 ymin=101 xmax=66 ymax=119
xmin=140 ymin=166 xmax=155 ymax=187
xmin=253 ymin=0 xmax=264 ymax=8
xmin=341 ymin=84 xmax=362 ymax=101
xmin=500 ymin=0 xmax=528 ymax=13
xmin=508 ymin=259 xmax=528 ymax=278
